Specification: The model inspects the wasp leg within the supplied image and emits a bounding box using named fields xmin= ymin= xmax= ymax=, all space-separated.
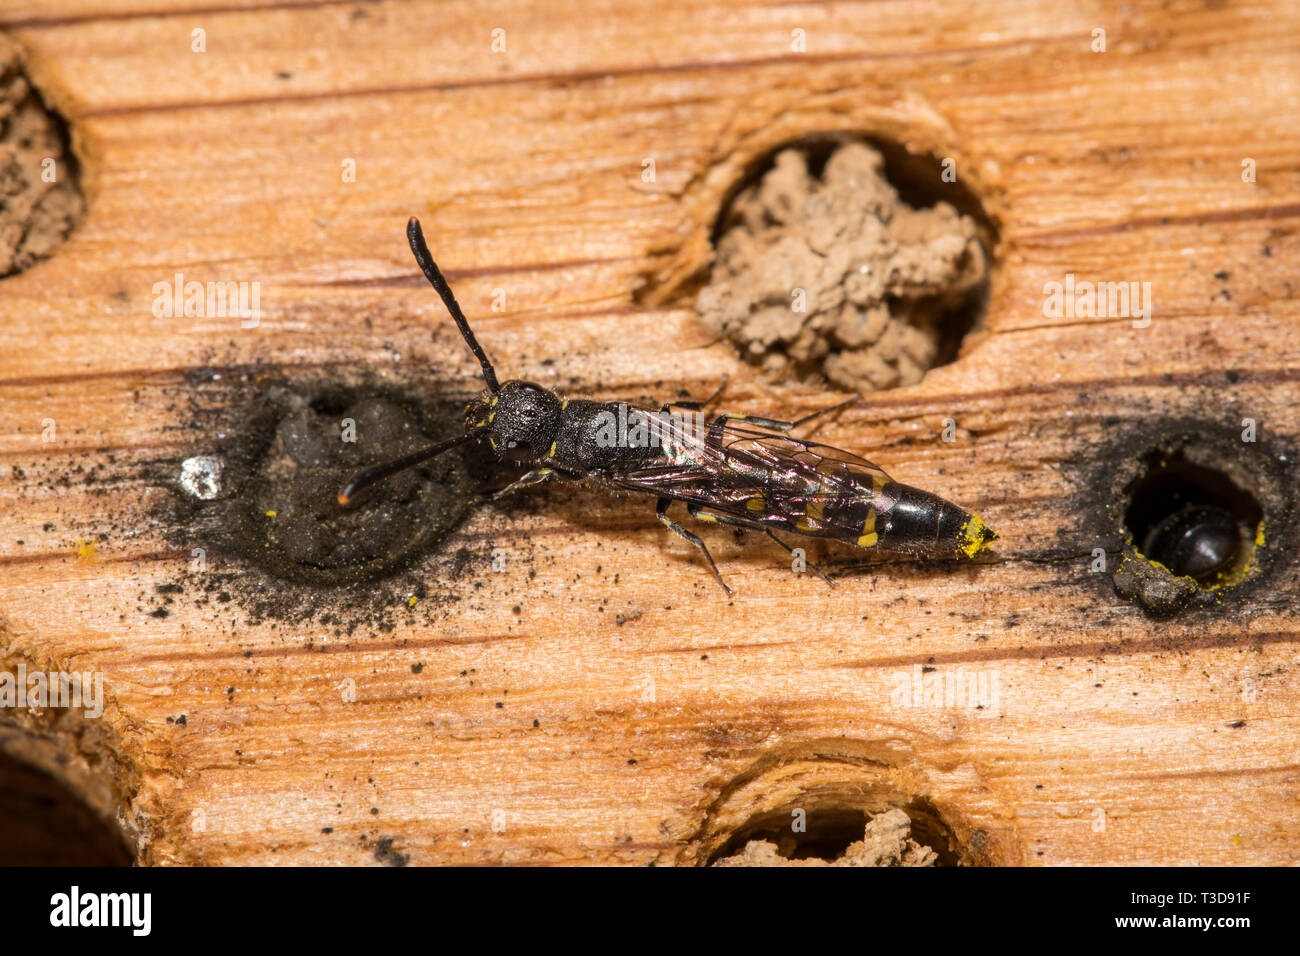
xmin=685 ymin=503 xmax=835 ymax=588
xmin=491 ymin=468 xmax=553 ymax=501
xmin=711 ymin=393 xmax=862 ymax=433
xmin=660 ymin=374 xmax=729 ymax=413
xmin=759 ymin=529 xmax=835 ymax=587
xmin=656 ymin=497 xmax=733 ymax=596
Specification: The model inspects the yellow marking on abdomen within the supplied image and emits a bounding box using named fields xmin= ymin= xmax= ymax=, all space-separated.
xmin=856 ymin=509 xmax=877 ymax=548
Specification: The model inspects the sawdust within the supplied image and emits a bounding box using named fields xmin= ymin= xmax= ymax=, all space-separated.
xmin=0 ymin=33 xmax=84 ymax=278
xmin=697 ymin=141 xmax=988 ymax=391
xmin=712 ymin=808 xmax=939 ymax=867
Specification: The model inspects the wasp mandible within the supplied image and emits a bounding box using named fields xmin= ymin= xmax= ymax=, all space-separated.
xmin=339 ymin=218 xmax=998 ymax=595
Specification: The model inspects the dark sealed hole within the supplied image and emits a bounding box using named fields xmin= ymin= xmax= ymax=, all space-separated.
xmin=697 ymin=132 xmax=996 ymax=392
xmin=1123 ymin=452 xmax=1262 ymax=588
xmin=0 ymin=747 xmax=133 ymax=866
xmin=178 ymin=378 xmax=498 ymax=587
xmin=0 ymin=33 xmax=85 ymax=278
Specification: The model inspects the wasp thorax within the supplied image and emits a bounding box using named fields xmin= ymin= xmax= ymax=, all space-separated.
xmin=472 ymin=380 xmax=563 ymax=462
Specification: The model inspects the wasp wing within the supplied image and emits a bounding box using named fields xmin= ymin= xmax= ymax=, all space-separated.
xmin=598 ymin=411 xmax=893 ymax=540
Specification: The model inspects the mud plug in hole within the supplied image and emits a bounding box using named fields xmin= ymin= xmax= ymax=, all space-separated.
xmin=178 ymin=380 xmax=495 ymax=587
xmin=709 ymin=799 xmax=956 ymax=867
xmin=696 ymin=133 xmax=997 ymax=392
xmin=680 ymin=740 xmax=1020 ymax=866
xmin=0 ymin=33 xmax=85 ymax=278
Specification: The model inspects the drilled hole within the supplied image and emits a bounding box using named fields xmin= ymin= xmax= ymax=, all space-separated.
xmin=0 ymin=33 xmax=85 ymax=278
xmin=1097 ymin=422 xmax=1293 ymax=619
xmin=697 ymin=133 xmax=996 ymax=392
xmin=0 ymin=745 xmax=132 ymax=866
xmin=1123 ymin=452 xmax=1262 ymax=588
xmin=707 ymin=795 xmax=962 ymax=867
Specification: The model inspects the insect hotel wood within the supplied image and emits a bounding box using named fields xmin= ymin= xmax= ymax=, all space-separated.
xmin=0 ymin=0 xmax=1297 ymax=865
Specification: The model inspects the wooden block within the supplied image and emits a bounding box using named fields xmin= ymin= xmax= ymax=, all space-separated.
xmin=0 ymin=0 xmax=1297 ymax=865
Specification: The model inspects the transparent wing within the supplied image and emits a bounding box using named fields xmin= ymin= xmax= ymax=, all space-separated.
xmin=598 ymin=410 xmax=891 ymax=532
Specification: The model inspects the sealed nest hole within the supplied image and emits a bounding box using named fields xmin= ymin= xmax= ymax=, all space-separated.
xmin=178 ymin=380 xmax=495 ymax=587
xmin=697 ymin=134 xmax=995 ymax=391
xmin=0 ymin=33 xmax=84 ymax=278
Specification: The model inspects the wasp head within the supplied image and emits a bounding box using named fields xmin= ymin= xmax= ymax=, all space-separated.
xmin=467 ymin=380 xmax=562 ymax=463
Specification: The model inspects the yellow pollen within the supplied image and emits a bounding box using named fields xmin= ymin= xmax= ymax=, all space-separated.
xmin=959 ymin=514 xmax=995 ymax=558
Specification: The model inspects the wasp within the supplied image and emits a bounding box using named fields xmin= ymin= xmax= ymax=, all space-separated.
xmin=339 ymin=218 xmax=998 ymax=595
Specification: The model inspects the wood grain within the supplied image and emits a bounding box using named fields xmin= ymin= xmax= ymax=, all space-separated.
xmin=1 ymin=0 xmax=1298 ymax=865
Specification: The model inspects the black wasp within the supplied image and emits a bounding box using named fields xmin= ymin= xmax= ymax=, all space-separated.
xmin=339 ymin=218 xmax=998 ymax=595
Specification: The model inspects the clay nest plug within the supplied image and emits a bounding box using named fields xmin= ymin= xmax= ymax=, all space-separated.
xmin=697 ymin=141 xmax=989 ymax=391
xmin=0 ymin=33 xmax=84 ymax=277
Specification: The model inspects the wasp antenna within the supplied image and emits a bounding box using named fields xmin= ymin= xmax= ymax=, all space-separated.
xmin=338 ymin=431 xmax=479 ymax=507
xmin=407 ymin=217 xmax=501 ymax=393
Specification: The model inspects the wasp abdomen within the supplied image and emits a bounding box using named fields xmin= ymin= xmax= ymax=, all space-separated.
xmin=875 ymin=484 xmax=996 ymax=558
